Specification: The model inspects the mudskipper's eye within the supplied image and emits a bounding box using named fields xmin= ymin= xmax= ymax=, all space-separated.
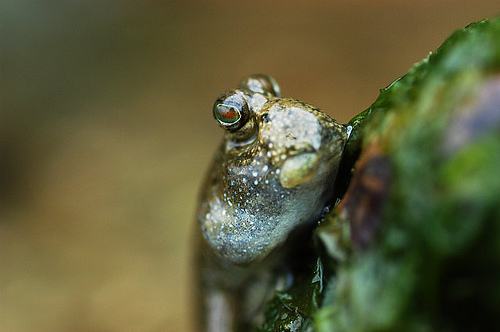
xmin=213 ymin=92 xmax=249 ymax=131
xmin=214 ymin=104 xmax=241 ymax=125
xmin=240 ymin=74 xmax=281 ymax=97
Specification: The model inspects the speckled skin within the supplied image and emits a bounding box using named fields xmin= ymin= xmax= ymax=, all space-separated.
xmin=195 ymin=75 xmax=348 ymax=331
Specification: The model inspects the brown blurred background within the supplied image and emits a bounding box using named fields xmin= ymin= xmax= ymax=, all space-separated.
xmin=0 ymin=1 xmax=499 ymax=331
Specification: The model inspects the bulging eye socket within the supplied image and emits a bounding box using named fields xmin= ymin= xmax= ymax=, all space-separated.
xmin=239 ymin=74 xmax=281 ymax=97
xmin=213 ymin=92 xmax=250 ymax=131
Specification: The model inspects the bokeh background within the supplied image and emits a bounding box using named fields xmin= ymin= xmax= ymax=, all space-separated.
xmin=1 ymin=1 xmax=499 ymax=331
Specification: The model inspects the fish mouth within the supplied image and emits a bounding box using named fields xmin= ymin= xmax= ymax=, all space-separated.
xmin=278 ymin=152 xmax=320 ymax=188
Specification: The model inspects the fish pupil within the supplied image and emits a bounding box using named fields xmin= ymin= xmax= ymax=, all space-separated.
xmin=216 ymin=104 xmax=241 ymax=124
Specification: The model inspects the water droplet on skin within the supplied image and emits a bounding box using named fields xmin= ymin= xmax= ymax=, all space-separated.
xmin=346 ymin=125 xmax=353 ymax=138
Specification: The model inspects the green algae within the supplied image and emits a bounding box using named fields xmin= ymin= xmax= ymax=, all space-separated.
xmin=259 ymin=17 xmax=500 ymax=332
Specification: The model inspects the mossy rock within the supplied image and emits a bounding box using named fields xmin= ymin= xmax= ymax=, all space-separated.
xmin=259 ymin=18 xmax=500 ymax=332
